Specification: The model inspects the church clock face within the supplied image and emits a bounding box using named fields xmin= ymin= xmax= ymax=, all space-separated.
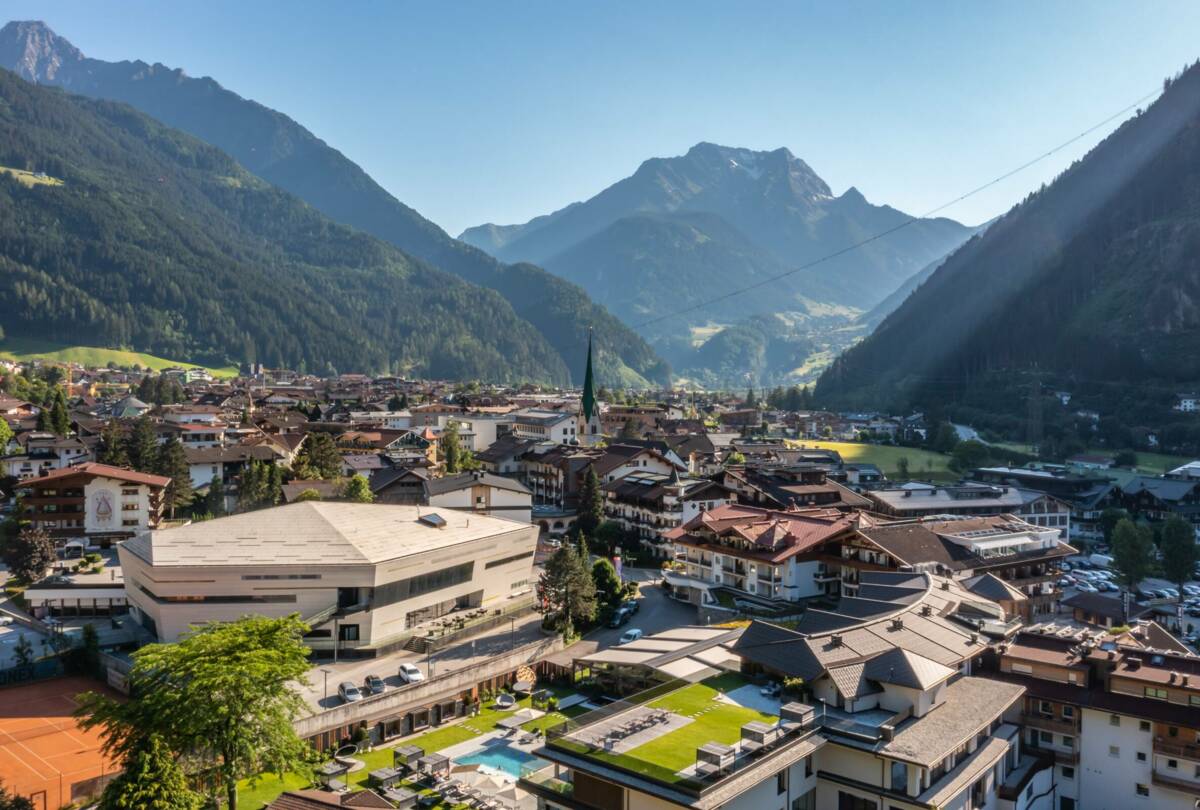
xmin=92 ymin=490 xmax=115 ymax=525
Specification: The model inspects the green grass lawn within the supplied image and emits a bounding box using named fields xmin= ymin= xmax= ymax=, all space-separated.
xmin=0 ymin=336 xmax=239 ymax=377
xmin=787 ymin=440 xmax=955 ymax=479
xmin=554 ymin=675 xmax=774 ymax=783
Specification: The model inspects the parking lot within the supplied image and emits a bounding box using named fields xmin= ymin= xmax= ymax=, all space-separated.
xmin=1058 ymin=555 xmax=1200 ymax=643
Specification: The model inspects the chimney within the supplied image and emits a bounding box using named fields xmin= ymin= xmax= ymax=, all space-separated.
xmin=891 ymin=618 xmax=904 ymax=631
xmin=830 ymin=634 xmax=843 ymax=648
xmin=1170 ymin=671 xmax=1179 ymax=683
xmin=1127 ymin=657 xmax=1142 ymax=670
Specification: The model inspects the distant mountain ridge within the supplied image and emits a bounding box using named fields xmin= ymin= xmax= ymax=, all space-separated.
xmin=0 ymin=67 xmax=569 ymax=382
xmin=0 ymin=19 xmax=667 ymax=387
xmin=462 ymin=142 xmax=976 ymax=386
xmin=817 ymin=62 xmax=1200 ymax=413
xmin=461 ymin=142 xmax=973 ymax=311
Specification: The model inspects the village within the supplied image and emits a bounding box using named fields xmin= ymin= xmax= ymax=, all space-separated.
xmin=0 ymin=345 xmax=1198 ymax=810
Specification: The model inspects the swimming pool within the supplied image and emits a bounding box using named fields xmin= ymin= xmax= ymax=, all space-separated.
xmin=454 ymin=741 xmax=547 ymax=778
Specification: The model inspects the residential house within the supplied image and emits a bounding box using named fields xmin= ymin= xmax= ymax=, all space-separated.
xmin=18 ymin=463 xmax=169 ymax=545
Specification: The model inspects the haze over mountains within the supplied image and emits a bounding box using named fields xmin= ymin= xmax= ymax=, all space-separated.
xmin=462 ymin=143 xmax=977 ymax=386
xmin=0 ymin=20 xmax=666 ymax=387
xmin=818 ymin=61 xmax=1200 ymax=427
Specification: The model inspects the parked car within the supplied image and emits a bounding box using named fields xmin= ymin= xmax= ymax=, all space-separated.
xmin=623 ymin=599 xmax=640 ymax=615
xmin=1075 ymin=581 xmax=1098 ymax=593
xmin=1100 ymin=581 xmax=1120 ymax=592
xmin=338 ymin=682 xmax=364 ymax=703
xmin=398 ymin=663 xmax=425 ymax=684
xmin=618 ymin=628 xmax=643 ymax=645
xmin=0 ymin=617 xmax=13 ymax=627
xmin=608 ymin=607 xmax=632 ymax=628
xmin=364 ymin=674 xmax=385 ymax=695
xmin=1137 ymin=589 xmax=1157 ymax=602
xmin=1183 ymin=585 xmax=1200 ymax=597
xmin=1057 ymin=578 xmax=1073 ymax=588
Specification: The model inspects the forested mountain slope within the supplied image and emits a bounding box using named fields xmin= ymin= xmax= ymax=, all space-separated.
xmin=0 ymin=68 xmax=570 ymax=382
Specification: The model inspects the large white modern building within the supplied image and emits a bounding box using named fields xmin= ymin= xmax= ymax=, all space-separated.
xmin=119 ymin=501 xmax=537 ymax=655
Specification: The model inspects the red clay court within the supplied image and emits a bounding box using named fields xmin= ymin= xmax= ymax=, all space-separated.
xmin=0 ymin=676 xmax=120 ymax=810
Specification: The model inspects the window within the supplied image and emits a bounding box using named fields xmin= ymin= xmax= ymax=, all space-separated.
xmin=1062 ymin=705 xmax=1075 ymax=718
xmin=1169 ymin=726 xmax=1180 ymax=738
xmin=805 ymin=756 xmax=813 ymax=778
xmin=1060 ymin=798 xmax=1076 ymax=810
xmin=890 ymin=760 xmax=906 ymax=791
xmin=121 ymin=488 xmax=138 ymax=495
xmin=1110 ymin=714 xmax=1121 ymax=726
xmin=1061 ymin=766 xmax=1074 ymax=780
xmin=776 ymin=769 xmax=787 ymax=795
xmin=1062 ymin=735 xmax=1074 ymax=748
xmin=1136 ymin=784 xmax=1149 ymax=798
xmin=1194 ymin=764 xmax=1200 ymax=779
xmin=837 ymin=793 xmax=876 ymax=810
xmin=122 ymin=519 xmax=139 ymax=527
xmin=337 ymin=624 xmax=359 ymax=642
xmin=485 ymin=551 xmax=534 ymax=569
xmin=1109 ymin=745 xmax=1120 ymax=757
xmin=1140 ymin=720 xmax=1151 ymax=732
xmin=1136 ymin=751 xmax=1146 ymax=762
xmin=372 ymin=561 xmax=475 ymax=607
xmin=1039 ymin=731 xmax=1052 ymax=743
xmin=1145 ymin=687 xmax=1168 ymax=700
xmin=1039 ymin=700 xmax=1053 ymax=714
xmin=1168 ymin=759 xmax=1180 ymax=770
xmin=1191 ymin=695 xmax=1200 ymax=707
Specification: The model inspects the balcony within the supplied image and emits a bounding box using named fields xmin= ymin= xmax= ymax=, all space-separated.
xmin=1155 ymin=738 xmax=1200 ymax=761
xmin=1152 ymin=768 xmax=1200 ymax=796
xmin=1025 ymin=742 xmax=1079 ymax=765
xmin=1020 ymin=711 xmax=1079 ymax=736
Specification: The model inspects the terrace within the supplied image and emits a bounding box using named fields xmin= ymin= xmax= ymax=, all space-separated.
xmin=238 ymin=687 xmax=588 ymax=809
xmin=531 ymin=674 xmax=824 ymax=802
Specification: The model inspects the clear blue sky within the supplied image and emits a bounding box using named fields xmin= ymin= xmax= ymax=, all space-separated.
xmin=8 ymin=2 xmax=1200 ymax=234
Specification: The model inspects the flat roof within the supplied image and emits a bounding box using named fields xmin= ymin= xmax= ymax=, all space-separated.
xmin=122 ymin=501 xmax=531 ymax=567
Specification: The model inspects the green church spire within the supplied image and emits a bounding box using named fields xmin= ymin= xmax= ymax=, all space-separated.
xmin=581 ymin=330 xmax=597 ymax=421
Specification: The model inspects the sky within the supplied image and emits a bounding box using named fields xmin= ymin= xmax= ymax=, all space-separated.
xmin=7 ymin=2 xmax=1200 ymax=235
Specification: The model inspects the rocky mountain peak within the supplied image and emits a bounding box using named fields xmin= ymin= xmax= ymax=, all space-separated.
xmin=0 ymin=21 xmax=83 ymax=83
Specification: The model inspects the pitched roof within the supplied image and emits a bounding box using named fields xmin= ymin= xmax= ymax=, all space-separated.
xmin=861 ymin=647 xmax=955 ymax=690
xmin=267 ymin=789 xmax=393 ymax=809
xmin=19 ymin=462 xmax=169 ymax=488
xmin=424 ymin=471 xmax=531 ymax=497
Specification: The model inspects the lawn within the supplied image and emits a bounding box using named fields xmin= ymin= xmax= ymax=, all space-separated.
xmin=238 ymin=687 xmax=577 ymax=808
xmin=787 ymin=440 xmax=955 ymax=479
xmin=0 ymin=166 xmax=64 ymax=187
xmin=0 ymin=336 xmax=238 ymax=377
xmin=553 ymin=674 xmax=775 ymax=783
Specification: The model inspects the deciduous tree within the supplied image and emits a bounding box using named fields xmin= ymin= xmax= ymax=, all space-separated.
xmin=1112 ymin=518 xmax=1154 ymax=594
xmin=339 ymin=474 xmax=374 ymax=503
xmin=1160 ymin=515 xmax=1198 ymax=603
xmin=2 ymin=527 xmax=55 ymax=584
xmin=76 ymin=616 xmax=312 ymax=810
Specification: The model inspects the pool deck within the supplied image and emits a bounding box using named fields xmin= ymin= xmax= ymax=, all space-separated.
xmin=441 ymin=729 xmax=547 ymax=780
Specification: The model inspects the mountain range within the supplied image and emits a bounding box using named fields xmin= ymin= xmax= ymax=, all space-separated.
xmin=817 ymin=61 xmax=1200 ymax=425
xmin=0 ymin=67 xmax=574 ymax=382
xmin=461 ymin=143 xmax=976 ymax=385
xmin=0 ymin=20 xmax=667 ymax=387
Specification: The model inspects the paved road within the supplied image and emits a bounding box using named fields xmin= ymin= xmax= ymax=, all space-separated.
xmin=300 ymin=611 xmax=547 ymax=712
xmin=564 ymin=574 xmax=697 ymax=658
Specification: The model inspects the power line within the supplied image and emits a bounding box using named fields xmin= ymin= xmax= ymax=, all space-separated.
xmin=633 ymin=86 xmax=1164 ymax=330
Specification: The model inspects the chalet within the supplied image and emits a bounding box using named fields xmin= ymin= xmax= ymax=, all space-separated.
xmin=423 ymin=470 xmax=532 ymax=523
xmin=18 ymin=463 xmax=169 ymax=545
xmin=602 ymin=470 xmax=734 ymax=556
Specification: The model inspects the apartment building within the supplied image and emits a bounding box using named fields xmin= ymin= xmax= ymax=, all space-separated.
xmin=839 ymin=515 xmax=1075 ymax=619
xmin=662 ymin=503 xmax=856 ymax=606
xmin=119 ymin=502 xmax=537 ymax=655
xmin=601 ymin=470 xmax=734 ymax=557
xmin=986 ymin=620 xmax=1200 ymax=809
xmin=524 ymin=571 xmax=1040 ymax=810
xmin=19 ymin=462 xmax=169 ymax=545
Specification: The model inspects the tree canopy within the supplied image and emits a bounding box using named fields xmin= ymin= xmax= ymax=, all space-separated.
xmin=1111 ymin=518 xmax=1155 ymax=593
xmin=536 ymin=544 xmax=596 ymax=640
xmin=76 ymin=615 xmax=313 ymax=810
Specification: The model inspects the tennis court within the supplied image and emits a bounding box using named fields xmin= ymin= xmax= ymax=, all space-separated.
xmin=0 ymin=676 xmax=120 ymax=810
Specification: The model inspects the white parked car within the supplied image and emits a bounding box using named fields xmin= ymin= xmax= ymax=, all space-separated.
xmin=398 ymin=662 xmax=425 ymax=684
xmin=1075 ymin=581 xmax=1098 ymax=593
xmin=618 ymin=628 xmax=644 ymax=645
xmin=338 ymin=682 xmax=363 ymax=703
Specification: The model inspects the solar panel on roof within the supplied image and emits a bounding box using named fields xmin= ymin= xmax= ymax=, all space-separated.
xmin=418 ymin=513 xmax=446 ymax=528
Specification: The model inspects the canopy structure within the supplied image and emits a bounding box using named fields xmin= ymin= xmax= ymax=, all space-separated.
xmin=497 ymin=707 xmax=545 ymax=729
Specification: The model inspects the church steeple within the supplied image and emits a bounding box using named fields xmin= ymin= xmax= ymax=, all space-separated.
xmin=579 ymin=330 xmax=602 ymax=444
xmin=581 ymin=330 xmax=597 ymax=422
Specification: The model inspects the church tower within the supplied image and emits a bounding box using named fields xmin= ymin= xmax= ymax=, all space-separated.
xmin=579 ymin=331 xmax=603 ymax=444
